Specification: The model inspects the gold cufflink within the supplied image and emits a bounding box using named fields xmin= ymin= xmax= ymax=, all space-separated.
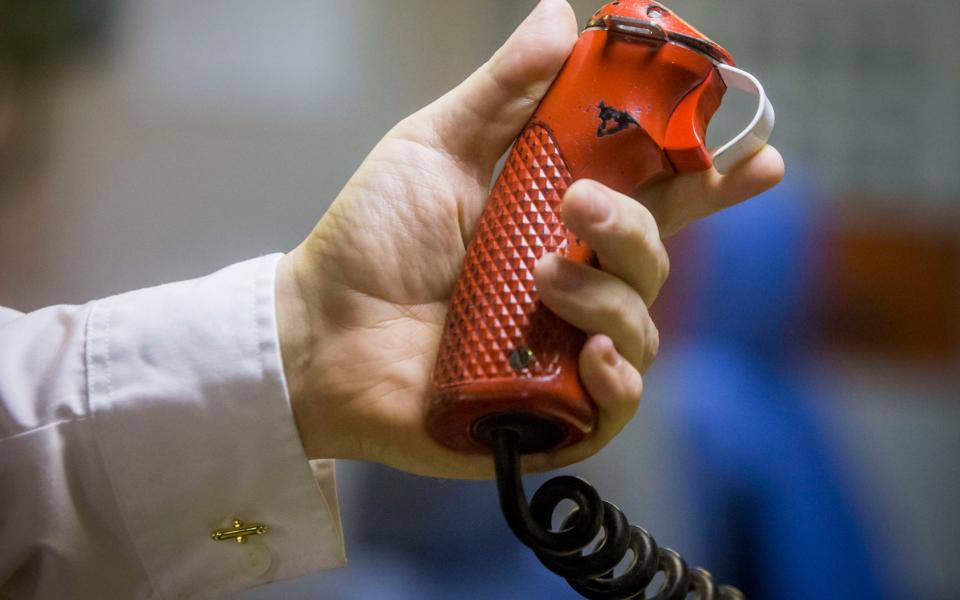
xmin=211 ymin=518 xmax=268 ymax=544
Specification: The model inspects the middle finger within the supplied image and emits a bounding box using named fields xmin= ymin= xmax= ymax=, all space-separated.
xmin=561 ymin=179 xmax=670 ymax=306
xmin=534 ymin=254 xmax=660 ymax=372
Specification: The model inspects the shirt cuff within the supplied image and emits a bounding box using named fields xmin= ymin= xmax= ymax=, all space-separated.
xmin=87 ymin=254 xmax=345 ymax=600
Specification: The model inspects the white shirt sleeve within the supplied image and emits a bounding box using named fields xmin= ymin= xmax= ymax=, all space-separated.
xmin=0 ymin=254 xmax=346 ymax=600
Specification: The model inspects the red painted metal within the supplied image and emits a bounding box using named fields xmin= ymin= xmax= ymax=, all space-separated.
xmin=429 ymin=1 xmax=733 ymax=453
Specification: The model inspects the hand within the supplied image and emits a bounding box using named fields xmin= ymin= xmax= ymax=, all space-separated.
xmin=276 ymin=0 xmax=784 ymax=479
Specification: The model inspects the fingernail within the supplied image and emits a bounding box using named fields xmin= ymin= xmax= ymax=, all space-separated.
xmin=588 ymin=195 xmax=612 ymax=224
xmin=569 ymin=181 xmax=612 ymax=225
xmin=598 ymin=335 xmax=621 ymax=367
xmin=549 ymin=257 xmax=585 ymax=292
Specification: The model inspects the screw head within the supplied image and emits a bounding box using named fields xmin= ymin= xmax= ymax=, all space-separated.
xmin=508 ymin=347 xmax=533 ymax=371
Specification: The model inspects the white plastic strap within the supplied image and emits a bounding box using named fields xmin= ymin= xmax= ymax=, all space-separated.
xmin=711 ymin=64 xmax=775 ymax=174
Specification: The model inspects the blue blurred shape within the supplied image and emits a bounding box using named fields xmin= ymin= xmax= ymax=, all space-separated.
xmin=657 ymin=170 xmax=890 ymax=599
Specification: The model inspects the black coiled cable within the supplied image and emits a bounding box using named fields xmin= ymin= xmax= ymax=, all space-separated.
xmin=491 ymin=428 xmax=745 ymax=600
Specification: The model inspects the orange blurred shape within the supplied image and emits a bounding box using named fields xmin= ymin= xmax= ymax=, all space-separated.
xmin=818 ymin=207 xmax=960 ymax=363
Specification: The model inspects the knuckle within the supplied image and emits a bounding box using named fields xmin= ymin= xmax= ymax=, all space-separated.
xmin=604 ymin=299 xmax=653 ymax=364
xmin=639 ymin=224 xmax=663 ymax=255
xmin=631 ymin=208 xmax=668 ymax=272
xmin=656 ymin=250 xmax=671 ymax=286
xmin=627 ymin=297 xmax=651 ymax=331
xmin=628 ymin=372 xmax=645 ymax=405
xmin=598 ymin=295 xmax=631 ymax=326
xmin=635 ymin=203 xmax=662 ymax=241
xmin=644 ymin=320 xmax=661 ymax=367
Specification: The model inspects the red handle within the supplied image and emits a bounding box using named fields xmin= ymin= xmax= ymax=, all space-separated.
xmin=430 ymin=123 xmax=593 ymax=453
xmin=428 ymin=2 xmax=729 ymax=454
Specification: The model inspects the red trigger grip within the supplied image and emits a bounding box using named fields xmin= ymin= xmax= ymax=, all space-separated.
xmin=664 ymin=68 xmax=726 ymax=172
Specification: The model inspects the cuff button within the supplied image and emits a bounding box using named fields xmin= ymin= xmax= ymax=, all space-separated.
xmin=210 ymin=518 xmax=268 ymax=544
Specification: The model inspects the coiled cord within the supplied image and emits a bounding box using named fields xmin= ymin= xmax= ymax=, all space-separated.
xmin=491 ymin=428 xmax=745 ymax=600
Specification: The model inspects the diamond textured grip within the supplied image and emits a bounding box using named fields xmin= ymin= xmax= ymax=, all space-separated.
xmin=428 ymin=12 xmax=733 ymax=455
xmin=429 ymin=123 xmax=595 ymax=453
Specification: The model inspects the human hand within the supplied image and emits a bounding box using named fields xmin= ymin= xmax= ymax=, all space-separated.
xmin=276 ymin=0 xmax=783 ymax=479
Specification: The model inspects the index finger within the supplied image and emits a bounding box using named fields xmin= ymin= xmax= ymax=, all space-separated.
xmin=641 ymin=145 xmax=785 ymax=238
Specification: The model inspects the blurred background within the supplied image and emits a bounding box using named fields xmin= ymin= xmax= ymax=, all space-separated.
xmin=1 ymin=1 xmax=957 ymax=598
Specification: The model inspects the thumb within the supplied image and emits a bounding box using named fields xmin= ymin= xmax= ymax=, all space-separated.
xmin=396 ymin=0 xmax=578 ymax=169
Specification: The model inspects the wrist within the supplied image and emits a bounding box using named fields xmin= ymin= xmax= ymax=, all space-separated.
xmin=275 ymin=250 xmax=318 ymax=453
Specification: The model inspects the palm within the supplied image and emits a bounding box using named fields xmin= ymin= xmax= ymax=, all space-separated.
xmin=319 ymin=134 xmax=487 ymax=305
xmin=299 ymin=128 xmax=498 ymax=476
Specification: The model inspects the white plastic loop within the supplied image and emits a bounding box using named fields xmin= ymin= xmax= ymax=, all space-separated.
xmin=710 ymin=64 xmax=775 ymax=174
